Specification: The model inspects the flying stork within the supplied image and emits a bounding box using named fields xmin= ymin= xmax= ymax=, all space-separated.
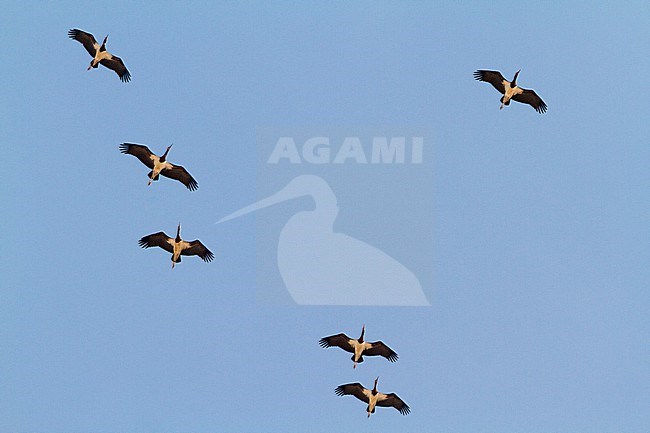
xmin=335 ymin=377 xmax=410 ymax=418
xmin=474 ymin=69 xmax=547 ymax=113
xmin=319 ymin=325 xmax=398 ymax=368
xmin=68 ymin=29 xmax=131 ymax=82
xmin=120 ymin=143 xmax=199 ymax=191
xmin=139 ymin=223 xmax=214 ymax=268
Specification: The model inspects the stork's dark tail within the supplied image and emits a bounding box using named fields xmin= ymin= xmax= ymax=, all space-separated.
xmin=351 ymin=355 xmax=364 ymax=363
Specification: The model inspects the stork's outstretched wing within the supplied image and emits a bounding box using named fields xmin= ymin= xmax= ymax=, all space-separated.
xmin=161 ymin=165 xmax=199 ymax=191
xmin=180 ymin=240 xmax=214 ymax=262
xmin=363 ymin=341 xmax=399 ymax=362
xmin=138 ymin=232 xmax=174 ymax=254
xmin=377 ymin=393 xmax=410 ymax=415
xmin=335 ymin=383 xmax=370 ymax=403
xmin=120 ymin=143 xmax=156 ymax=169
xmin=473 ymin=69 xmax=507 ymax=94
xmin=512 ymin=88 xmax=547 ymax=113
xmin=100 ymin=56 xmax=131 ymax=82
xmin=319 ymin=333 xmax=355 ymax=353
xmin=68 ymin=29 xmax=98 ymax=57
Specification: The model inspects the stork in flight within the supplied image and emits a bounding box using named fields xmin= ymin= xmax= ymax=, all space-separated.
xmin=474 ymin=69 xmax=547 ymax=113
xmin=120 ymin=143 xmax=199 ymax=191
xmin=335 ymin=377 xmax=410 ymax=418
xmin=319 ymin=325 xmax=398 ymax=368
xmin=138 ymin=223 xmax=214 ymax=268
xmin=68 ymin=29 xmax=131 ymax=82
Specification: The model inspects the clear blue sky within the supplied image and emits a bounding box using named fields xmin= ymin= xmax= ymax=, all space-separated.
xmin=2 ymin=1 xmax=649 ymax=431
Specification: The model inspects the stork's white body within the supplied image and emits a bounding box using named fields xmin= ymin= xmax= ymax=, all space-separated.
xmin=501 ymin=81 xmax=524 ymax=109
xmin=352 ymin=340 xmax=372 ymax=364
xmin=149 ymin=156 xmax=173 ymax=185
xmin=170 ymin=239 xmax=192 ymax=267
xmin=89 ymin=47 xmax=112 ymax=69
xmin=363 ymin=389 xmax=390 ymax=417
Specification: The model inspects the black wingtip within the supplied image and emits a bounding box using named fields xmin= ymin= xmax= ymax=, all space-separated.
xmin=318 ymin=338 xmax=330 ymax=348
xmin=334 ymin=385 xmax=346 ymax=396
xmin=202 ymin=251 xmax=215 ymax=263
xmin=138 ymin=238 xmax=149 ymax=248
xmin=187 ymin=180 xmax=199 ymax=191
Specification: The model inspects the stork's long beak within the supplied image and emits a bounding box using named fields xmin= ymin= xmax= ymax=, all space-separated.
xmin=177 ymin=223 xmax=181 ymax=237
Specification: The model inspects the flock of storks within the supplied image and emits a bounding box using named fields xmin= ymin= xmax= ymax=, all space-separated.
xmin=69 ymin=26 xmax=548 ymax=419
xmin=320 ymin=325 xmax=410 ymax=417
xmin=68 ymin=29 xmax=214 ymax=268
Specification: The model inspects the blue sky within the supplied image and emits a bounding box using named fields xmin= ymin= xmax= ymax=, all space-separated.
xmin=1 ymin=1 xmax=649 ymax=431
